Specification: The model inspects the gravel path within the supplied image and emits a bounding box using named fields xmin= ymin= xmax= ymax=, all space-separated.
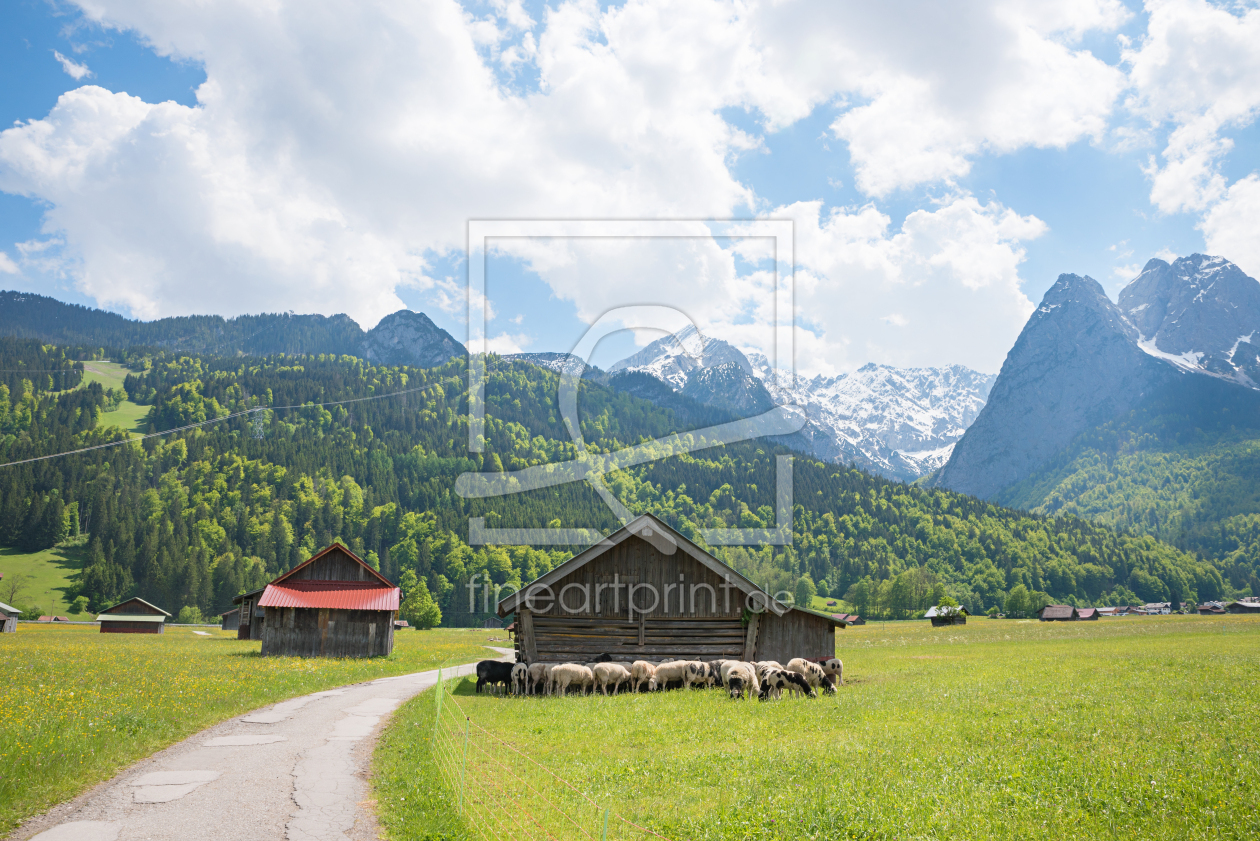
xmin=14 ymin=648 xmax=512 ymax=841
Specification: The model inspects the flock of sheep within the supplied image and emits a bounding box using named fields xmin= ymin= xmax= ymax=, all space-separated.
xmin=475 ymin=656 xmax=843 ymax=701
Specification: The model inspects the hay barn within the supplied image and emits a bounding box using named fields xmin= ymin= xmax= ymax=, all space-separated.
xmin=97 ymin=597 xmax=170 ymax=634
xmin=256 ymin=543 xmax=399 ymax=658
xmin=924 ymin=605 xmax=969 ymax=626
xmin=1039 ymin=605 xmax=1078 ymax=622
xmin=219 ymin=607 xmax=239 ymax=631
xmin=0 ymin=601 xmax=19 ymax=633
xmin=496 ymin=514 xmax=844 ymax=664
xmin=232 ymin=587 xmax=267 ymax=640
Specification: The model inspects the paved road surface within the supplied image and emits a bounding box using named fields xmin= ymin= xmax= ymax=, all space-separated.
xmin=15 ymin=649 xmax=512 ymax=841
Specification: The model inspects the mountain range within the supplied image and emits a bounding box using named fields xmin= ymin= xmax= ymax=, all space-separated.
xmin=935 ymin=254 xmax=1260 ymax=500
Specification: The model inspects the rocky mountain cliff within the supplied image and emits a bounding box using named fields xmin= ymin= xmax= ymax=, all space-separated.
xmin=359 ymin=310 xmax=464 ymax=368
xmin=935 ymin=255 xmax=1260 ymax=500
xmin=1119 ymin=254 xmax=1260 ymax=386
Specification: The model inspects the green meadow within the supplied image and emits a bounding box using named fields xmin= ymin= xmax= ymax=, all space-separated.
xmin=0 ymin=624 xmax=500 ymax=835
xmin=373 ymin=616 xmax=1260 ymax=841
xmin=80 ymin=360 xmax=149 ymax=434
xmin=0 ymin=540 xmax=90 ymax=618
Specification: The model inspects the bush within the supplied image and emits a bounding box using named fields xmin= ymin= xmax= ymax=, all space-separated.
xmin=176 ymin=606 xmax=205 ymax=625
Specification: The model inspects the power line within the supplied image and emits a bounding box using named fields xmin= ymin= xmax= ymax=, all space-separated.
xmin=0 ymin=383 xmax=435 ymax=468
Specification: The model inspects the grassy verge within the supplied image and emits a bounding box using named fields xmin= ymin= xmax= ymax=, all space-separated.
xmin=373 ymin=616 xmax=1260 ymax=841
xmin=0 ymin=541 xmax=90 ymax=618
xmin=0 ymin=624 xmax=502 ymax=834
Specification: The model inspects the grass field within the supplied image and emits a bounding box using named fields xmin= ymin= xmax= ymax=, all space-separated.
xmin=373 ymin=616 xmax=1260 ymax=841
xmin=0 ymin=624 xmax=505 ymax=834
xmin=81 ymin=360 xmax=150 ymax=434
xmin=0 ymin=540 xmax=90 ymax=618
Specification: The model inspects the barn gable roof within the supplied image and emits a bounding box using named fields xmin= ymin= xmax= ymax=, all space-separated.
xmin=99 ymin=596 xmax=171 ymax=617
xmin=258 ymin=543 xmax=400 ymax=612
xmin=1040 ymin=604 xmax=1077 ymax=620
xmin=496 ymin=513 xmax=787 ymax=617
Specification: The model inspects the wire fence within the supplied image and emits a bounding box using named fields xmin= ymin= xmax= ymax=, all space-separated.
xmin=430 ymin=669 xmax=672 ymax=841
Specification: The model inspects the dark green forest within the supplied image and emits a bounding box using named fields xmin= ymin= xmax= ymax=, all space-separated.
xmin=0 ymin=338 xmax=1242 ymax=623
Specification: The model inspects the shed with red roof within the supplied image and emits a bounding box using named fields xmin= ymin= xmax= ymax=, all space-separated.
xmin=256 ymin=543 xmax=400 ymax=658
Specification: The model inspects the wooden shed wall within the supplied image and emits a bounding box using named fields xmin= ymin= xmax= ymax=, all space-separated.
xmin=2 ymin=615 xmax=16 ymax=633
xmin=100 ymin=622 xmax=164 ymax=634
xmin=753 ymin=610 xmax=835 ymax=662
xmin=519 ymin=535 xmax=750 ymax=663
xmin=260 ymin=607 xmax=395 ymax=658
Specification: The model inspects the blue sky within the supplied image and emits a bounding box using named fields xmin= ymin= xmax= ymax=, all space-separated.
xmin=1 ymin=0 xmax=1258 ymax=375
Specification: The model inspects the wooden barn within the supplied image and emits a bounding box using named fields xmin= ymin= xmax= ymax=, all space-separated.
xmin=219 ymin=607 xmax=239 ymax=631
xmin=0 ymin=601 xmax=19 ymax=633
xmin=924 ymin=605 xmax=969 ymax=626
xmin=497 ymin=514 xmax=844 ymax=664
xmin=97 ymin=597 xmax=170 ymax=634
xmin=232 ymin=587 xmax=267 ymax=640
xmin=1039 ymin=605 xmax=1079 ymax=622
xmin=255 ymin=543 xmax=399 ymax=658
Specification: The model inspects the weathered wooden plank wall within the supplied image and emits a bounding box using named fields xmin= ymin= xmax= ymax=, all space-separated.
xmin=287 ymin=548 xmax=370 ymax=581
xmin=755 ymin=611 xmax=835 ymax=662
xmin=260 ymin=607 xmax=395 ymax=657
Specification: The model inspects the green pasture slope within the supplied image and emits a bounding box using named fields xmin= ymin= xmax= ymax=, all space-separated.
xmin=81 ymin=360 xmax=149 ymax=434
xmin=374 ymin=617 xmax=1260 ymax=840
xmin=0 ymin=540 xmax=90 ymax=618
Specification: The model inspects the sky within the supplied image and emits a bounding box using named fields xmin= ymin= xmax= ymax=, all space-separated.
xmin=1 ymin=0 xmax=1258 ymax=377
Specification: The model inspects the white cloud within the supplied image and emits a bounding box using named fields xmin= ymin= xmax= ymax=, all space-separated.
xmin=1200 ymin=174 xmax=1260 ymax=280
xmin=775 ymin=196 xmax=1044 ymax=374
xmin=52 ymin=50 xmax=93 ymax=80
xmin=0 ymin=0 xmax=1115 ymax=369
xmin=0 ymin=252 xmax=18 ymax=274
xmin=484 ymin=332 xmax=532 ymax=354
xmin=1124 ymin=0 xmax=1260 ymax=213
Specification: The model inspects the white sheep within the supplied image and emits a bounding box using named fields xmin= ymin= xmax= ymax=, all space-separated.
xmin=786 ymin=658 xmax=835 ymax=695
xmin=653 ymin=660 xmax=690 ymax=690
xmin=719 ymin=660 xmax=760 ymax=696
xmin=726 ymin=663 xmax=756 ymax=700
xmin=593 ymin=662 xmax=632 ymax=695
xmin=549 ymin=663 xmax=594 ymax=696
xmin=630 ymin=660 xmax=658 ymax=693
xmin=527 ymin=662 xmax=553 ymax=696
xmin=819 ymin=657 xmax=844 ymax=686
xmin=511 ymin=663 xmax=529 ymax=695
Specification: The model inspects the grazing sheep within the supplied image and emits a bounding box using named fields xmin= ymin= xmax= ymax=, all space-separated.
xmin=719 ymin=660 xmax=759 ymax=695
xmin=527 ymin=662 xmax=553 ymax=696
xmin=726 ymin=663 xmax=756 ymax=700
xmin=549 ymin=663 xmax=594 ymax=696
xmin=593 ymin=662 xmax=632 ymax=695
xmin=705 ymin=660 xmax=731 ymax=687
xmin=820 ymin=657 xmax=844 ymax=686
xmin=653 ymin=660 xmax=690 ymax=690
xmin=759 ymin=668 xmax=815 ymax=700
xmin=475 ymin=660 xmax=515 ymax=695
xmin=510 ymin=663 xmax=529 ymax=695
xmin=684 ymin=661 xmax=717 ymax=689
xmin=754 ymin=661 xmax=784 ymax=682
xmin=786 ymin=658 xmax=835 ymax=695
xmin=630 ymin=660 xmax=658 ymax=693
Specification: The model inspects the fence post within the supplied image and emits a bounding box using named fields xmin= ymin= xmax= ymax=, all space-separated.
xmin=434 ymin=667 xmax=443 ymax=733
xmin=458 ymin=716 xmax=470 ymax=814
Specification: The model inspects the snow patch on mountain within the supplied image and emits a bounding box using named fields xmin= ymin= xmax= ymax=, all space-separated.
xmin=604 ymin=328 xmax=995 ymax=481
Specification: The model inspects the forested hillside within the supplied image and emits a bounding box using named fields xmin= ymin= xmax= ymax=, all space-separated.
xmin=0 ymin=290 xmax=364 ymax=356
xmin=0 ymin=339 xmax=1239 ymax=623
xmin=996 ymin=374 xmax=1260 ymax=596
